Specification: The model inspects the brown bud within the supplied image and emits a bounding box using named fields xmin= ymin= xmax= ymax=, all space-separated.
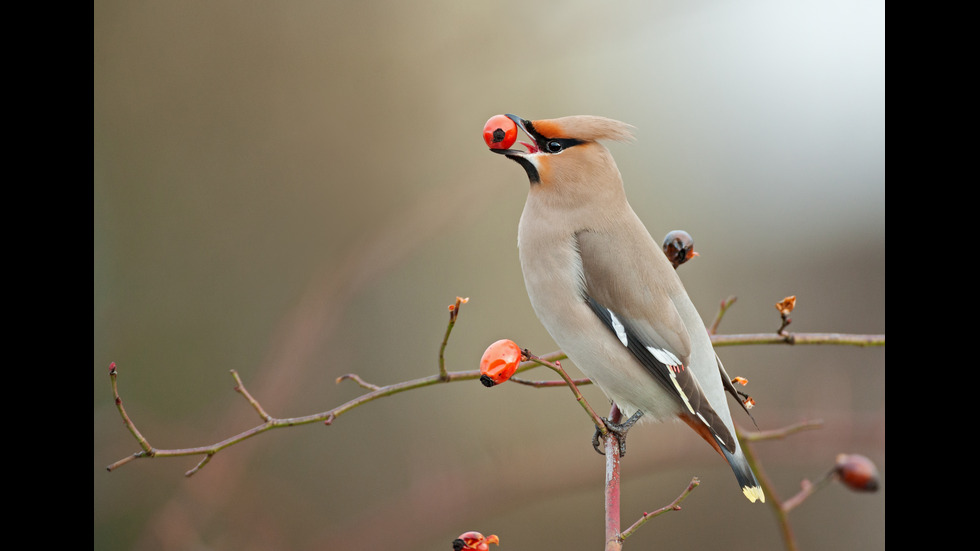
xmin=834 ymin=453 xmax=880 ymax=492
xmin=775 ymin=296 xmax=797 ymax=316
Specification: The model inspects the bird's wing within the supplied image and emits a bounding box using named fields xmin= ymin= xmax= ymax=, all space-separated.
xmin=577 ymin=229 xmax=737 ymax=453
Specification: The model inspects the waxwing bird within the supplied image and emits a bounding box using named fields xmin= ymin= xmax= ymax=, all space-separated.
xmin=662 ymin=230 xmax=699 ymax=269
xmin=488 ymin=114 xmax=764 ymax=503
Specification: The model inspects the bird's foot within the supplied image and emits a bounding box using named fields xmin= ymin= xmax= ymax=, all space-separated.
xmin=592 ymin=410 xmax=644 ymax=457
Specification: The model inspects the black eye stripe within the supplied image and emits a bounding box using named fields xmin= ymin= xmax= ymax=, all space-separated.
xmin=502 ymin=119 xmax=584 ymax=185
xmin=542 ymin=138 xmax=582 ymax=153
xmin=520 ymin=120 xmax=583 ymax=153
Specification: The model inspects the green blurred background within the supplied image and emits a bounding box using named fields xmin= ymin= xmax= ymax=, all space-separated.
xmin=94 ymin=1 xmax=884 ymax=549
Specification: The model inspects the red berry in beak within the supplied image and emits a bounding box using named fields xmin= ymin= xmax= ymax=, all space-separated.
xmin=483 ymin=114 xmax=518 ymax=150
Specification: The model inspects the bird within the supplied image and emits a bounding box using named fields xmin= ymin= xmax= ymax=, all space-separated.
xmin=662 ymin=230 xmax=699 ymax=269
xmin=487 ymin=114 xmax=764 ymax=503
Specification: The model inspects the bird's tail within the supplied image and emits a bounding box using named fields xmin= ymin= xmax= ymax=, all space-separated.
xmin=720 ymin=444 xmax=765 ymax=503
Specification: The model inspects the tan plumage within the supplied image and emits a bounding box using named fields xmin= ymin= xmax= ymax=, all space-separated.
xmin=490 ymin=114 xmax=764 ymax=503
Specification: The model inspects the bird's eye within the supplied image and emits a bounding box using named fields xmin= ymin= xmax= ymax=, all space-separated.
xmin=546 ymin=140 xmax=563 ymax=153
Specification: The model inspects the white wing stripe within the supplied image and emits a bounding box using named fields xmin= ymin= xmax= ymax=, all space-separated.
xmin=646 ymin=345 xmax=681 ymax=367
xmin=608 ymin=310 xmax=629 ymax=347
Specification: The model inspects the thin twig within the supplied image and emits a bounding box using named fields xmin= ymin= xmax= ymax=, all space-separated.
xmin=508 ymin=376 xmax=592 ymax=388
xmin=439 ymin=297 xmax=468 ymax=380
xmin=711 ymin=332 xmax=884 ymax=347
xmin=335 ymin=373 xmax=381 ymax=391
xmin=618 ymin=477 xmax=700 ymax=543
xmin=782 ymin=470 xmax=837 ymax=513
xmin=523 ymin=350 xmax=605 ymax=430
xmin=186 ymin=453 xmax=215 ymax=477
xmin=232 ymin=369 xmax=272 ymax=422
xmin=708 ymin=296 xmax=738 ymax=335
xmin=739 ymin=419 xmax=824 ymax=442
xmin=108 ymin=362 xmax=152 ymax=455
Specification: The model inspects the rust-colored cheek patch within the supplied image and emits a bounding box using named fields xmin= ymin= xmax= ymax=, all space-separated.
xmin=534 ymin=155 xmax=552 ymax=184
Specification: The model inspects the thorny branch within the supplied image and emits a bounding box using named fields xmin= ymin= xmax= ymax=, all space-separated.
xmin=107 ymin=294 xmax=882 ymax=476
xmin=106 ymin=294 xmax=883 ymax=549
xmin=106 ymin=297 xmax=560 ymax=476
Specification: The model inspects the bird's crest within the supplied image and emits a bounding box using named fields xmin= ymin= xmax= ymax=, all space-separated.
xmin=531 ymin=115 xmax=635 ymax=143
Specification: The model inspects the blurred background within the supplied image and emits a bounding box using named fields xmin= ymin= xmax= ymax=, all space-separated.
xmin=94 ymin=1 xmax=884 ymax=549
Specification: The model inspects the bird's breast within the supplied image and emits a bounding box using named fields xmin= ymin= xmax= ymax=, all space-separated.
xmin=516 ymin=202 xmax=680 ymax=421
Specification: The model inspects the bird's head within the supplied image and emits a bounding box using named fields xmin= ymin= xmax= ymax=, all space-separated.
xmin=487 ymin=115 xmax=635 ymax=192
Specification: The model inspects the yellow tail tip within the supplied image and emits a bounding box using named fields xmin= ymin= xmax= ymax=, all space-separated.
xmin=743 ymin=485 xmax=765 ymax=503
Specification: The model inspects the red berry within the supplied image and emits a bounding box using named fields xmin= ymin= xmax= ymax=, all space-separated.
xmin=834 ymin=454 xmax=880 ymax=492
xmin=454 ymin=532 xmax=500 ymax=550
xmin=479 ymin=339 xmax=522 ymax=386
xmin=483 ymin=115 xmax=518 ymax=150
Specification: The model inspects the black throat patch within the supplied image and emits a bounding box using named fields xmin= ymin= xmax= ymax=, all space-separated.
xmin=507 ymin=154 xmax=540 ymax=184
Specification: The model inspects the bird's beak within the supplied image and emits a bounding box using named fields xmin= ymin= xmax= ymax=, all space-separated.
xmin=490 ymin=114 xmax=542 ymax=157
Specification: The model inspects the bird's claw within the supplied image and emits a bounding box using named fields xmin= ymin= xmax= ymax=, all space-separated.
xmin=592 ymin=410 xmax=644 ymax=457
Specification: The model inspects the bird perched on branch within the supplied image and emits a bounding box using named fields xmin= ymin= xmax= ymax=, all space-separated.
xmin=485 ymin=114 xmax=764 ymax=503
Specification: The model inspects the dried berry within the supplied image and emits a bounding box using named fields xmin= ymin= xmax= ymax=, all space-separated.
xmin=835 ymin=453 xmax=880 ymax=492
xmin=775 ymin=296 xmax=797 ymax=316
xmin=662 ymin=230 xmax=698 ymax=268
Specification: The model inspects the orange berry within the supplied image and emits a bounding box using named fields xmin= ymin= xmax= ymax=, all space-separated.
xmin=483 ymin=114 xmax=518 ymax=150
xmin=479 ymin=339 xmax=522 ymax=386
